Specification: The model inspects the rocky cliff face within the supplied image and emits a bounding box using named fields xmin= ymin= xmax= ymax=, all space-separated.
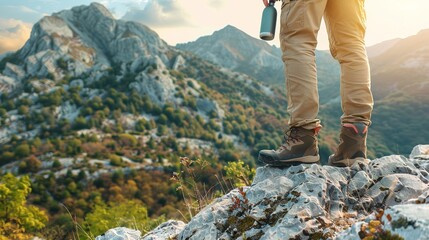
xmin=0 ymin=2 xmax=171 ymax=93
xmin=97 ymin=145 xmax=429 ymax=239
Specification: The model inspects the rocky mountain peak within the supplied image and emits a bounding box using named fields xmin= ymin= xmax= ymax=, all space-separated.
xmin=56 ymin=2 xmax=115 ymax=23
xmin=3 ymin=2 xmax=170 ymax=83
xmin=211 ymin=25 xmax=250 ymax=40
xmin=87 ymin=2 xmax=115 ymax=19
xmin=176 ymin=24 xmax=283 ymax=84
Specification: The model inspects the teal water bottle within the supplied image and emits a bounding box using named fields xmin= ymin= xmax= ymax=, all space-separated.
xmin=260 ymin=0 xmax=277 ymax=41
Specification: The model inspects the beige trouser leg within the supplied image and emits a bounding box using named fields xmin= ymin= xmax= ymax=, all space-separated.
xmin=280 ymin=0 xmax=373 ymax=129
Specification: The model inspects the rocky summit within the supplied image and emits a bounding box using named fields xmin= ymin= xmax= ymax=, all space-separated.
xmin=0 ymin=2 xmax=170 ymax=93
xmin=96 ymin=145 xmax=429 ymax=239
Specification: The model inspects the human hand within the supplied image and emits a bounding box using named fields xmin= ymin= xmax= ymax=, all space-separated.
xmin=262 ymin=0 xmax=269 ymax=7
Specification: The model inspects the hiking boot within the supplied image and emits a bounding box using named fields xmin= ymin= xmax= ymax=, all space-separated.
xmin=258 ymin=127 xmax=320 ymax=167
xmin=328 ymin=123 xmax=370 ymax=167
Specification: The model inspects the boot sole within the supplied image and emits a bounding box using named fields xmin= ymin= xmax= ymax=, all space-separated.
xmin=328 ymin=156 xmax=370 ymax=167
xmin=258 ymin=155 xmax=320 ymax=168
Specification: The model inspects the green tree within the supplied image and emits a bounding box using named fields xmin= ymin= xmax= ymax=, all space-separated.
xmin=57 ymin=58 xmax=68 ymax=70
xmin=17 ymin=106 xmax=29 ymax=115
xmin=109 ymin=154 xmax=124 ymax=167
xmin=81 ymin=200 xmax=164 ymax=238
xmin=118 ymin=134 xmax=138 ymax=147
xmin=157 ymin=114 xmax=168 ymax=124
xmin=65 ymin=138 xmax=82 ymax=155
xmin=39 ymin=90 xmax=63 ymax=107
xmin=14 ymin=144 xmax=30 ymax=159
xmin=135 ymin=119 xmax=147 ymax=132
xmin=157 ymin=125 xmax=168 ymax=136
xmin=0 ymin=152 xmax=15 ymax=166
xmin=18 ymin=156 xmax=42 ymax=173
xmin=0 ymin=174 xmax=48 ymax=239
xmin=219 ymin=149 xmax=240 ymax=162
xmin=73 ymin=116 xmax=88 ymax=130
xmin=0 ymin=108 xmax=7 ymax=118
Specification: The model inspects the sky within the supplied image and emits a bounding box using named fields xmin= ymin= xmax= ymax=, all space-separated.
xmin=1 ymin=0 xmax=429 ymax=54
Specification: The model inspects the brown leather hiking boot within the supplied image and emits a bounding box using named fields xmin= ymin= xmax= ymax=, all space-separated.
xmin=258 ymin=127 xmax=320 ymax=167
xmin=328 ymin=123 xmax=370 ymax=167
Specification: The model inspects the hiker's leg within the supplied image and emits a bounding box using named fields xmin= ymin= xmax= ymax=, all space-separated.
xmin=324 ymin=0 xmax=373 ymax=125
xmin=280 ymin=0 xmax=327 ymax=129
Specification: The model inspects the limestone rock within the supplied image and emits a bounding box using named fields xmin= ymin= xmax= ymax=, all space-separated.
xmin=142 ymin=220 xmax=186 ymax=240
xmin=57 ymin=101 xmax=79 ymax=122
xmin=0 ymin=74 xmax=19 ymax=94
xmin=3 ymin=63 xmax=25 ymax=80
xmin=129 ymin=71 xmax=175 ymax=106
xmin=411 ymin=145 xmax=429 ymax=160
xmin=383 ymin=204 xmax=429 ymax=239
xmin=95 ymin=227 xmax=141 ymax=240
xmin=196 ymin=98 xmax=224 ymax=118
xmin=337 ymin=204 xmax=429 ymax=240
xmin=172 ymin=54 xmax=186 ymax=70
xmin=70 ymin=79 xmax=84 ymax=88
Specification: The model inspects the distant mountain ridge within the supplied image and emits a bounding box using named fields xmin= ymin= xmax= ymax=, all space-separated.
xmin=366 ymin=38 xmax=401 ymax=58
xmin=177 ymin=25 xmax=284 ymax=87
xmin=176 ymin=25 xmax=341 ymax=104
xmin=370 ymin=29 xmax=429 ymax=100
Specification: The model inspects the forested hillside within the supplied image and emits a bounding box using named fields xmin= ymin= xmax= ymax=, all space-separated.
xmin=0 ymin=3 xmax=286 ymax=238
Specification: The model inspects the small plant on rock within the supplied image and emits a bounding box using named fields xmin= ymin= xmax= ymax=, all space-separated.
xmin=358 ymin=209 xmax=404 ymax=240
xmin=171 ymin=157 xmax=216 ymax=219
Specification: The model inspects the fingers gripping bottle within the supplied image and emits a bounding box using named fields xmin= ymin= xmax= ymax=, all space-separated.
xmin=260 ymin=0 xmax=277 ymax=41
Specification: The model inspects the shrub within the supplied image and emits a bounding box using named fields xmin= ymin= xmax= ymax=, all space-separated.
xmin=18 ymin=156 xmax=42 ymax=173
xmin=0 ymin=152 xmax=15 ymax=166
xmin=57 ymin=58 xmax=68 ymax=71
xmin=117 ymin=134 xmax=137 ymax=147
xmin=224 ymin=160 xmax=255 ymax=187
xmin=81 ymin=200 xmax=164 ymax=238
xmin=0 ymin=174 xmax=48 ymax=239
xmin=109 ymin=154 xmax=124 ymax=166
xmin=14 ymin=144 xmax=31 ymax=159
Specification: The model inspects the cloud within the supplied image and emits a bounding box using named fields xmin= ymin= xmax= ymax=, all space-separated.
xmin=207 ymin=0 xmax=225 ymax=9
xmin=122 ymin=0 xmax=191 ymax=28
xmin=0 ymin=19 xmax=32 ymax=54
xmin=0 ymin=5 xmax=45 ymax=23
xmin=120 ymin=0 xmax=266 ymax=45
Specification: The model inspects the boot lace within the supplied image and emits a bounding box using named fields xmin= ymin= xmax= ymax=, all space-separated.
xmin=278 ymin=127 xmax=300 ymax=151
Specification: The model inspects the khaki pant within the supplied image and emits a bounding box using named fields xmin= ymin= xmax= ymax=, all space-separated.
xmin=280 ymin=0 xmax=373 ymax=129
